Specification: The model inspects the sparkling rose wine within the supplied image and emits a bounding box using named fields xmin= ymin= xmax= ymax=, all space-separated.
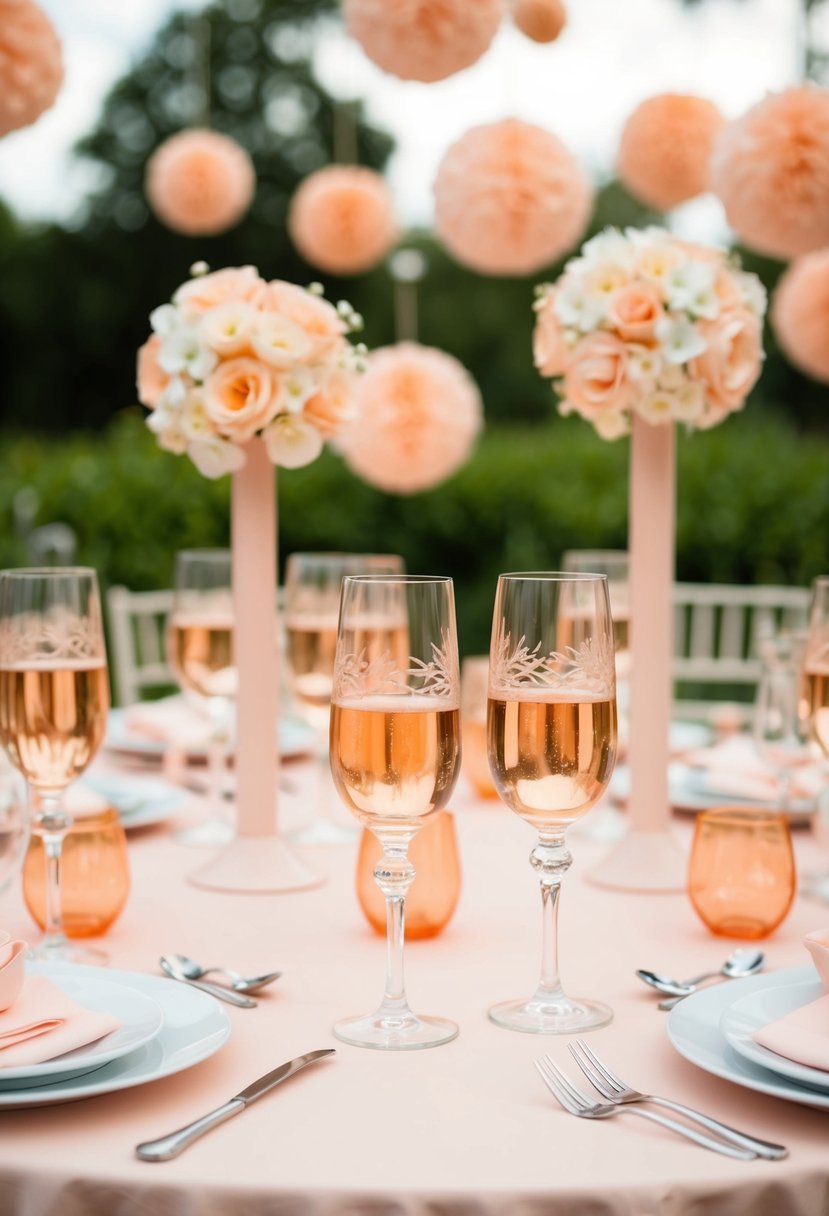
xmin=806 ymin=667 xmax=829 ymax=757
xmin=487 ymin=689 xmax=617 ymax=828
xmin=284 ymin=616 xmax=338 ymax=709
xmin=0 ymin=660 xmax=109 ymax=790
xmin=330 ymin=695 xmax=460 ymax=832
xmin=168 ymin=616 xmax=236 ymax=699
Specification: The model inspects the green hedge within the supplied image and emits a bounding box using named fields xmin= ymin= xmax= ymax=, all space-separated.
xmin=0 ymin=409 xmax=826 ymax=655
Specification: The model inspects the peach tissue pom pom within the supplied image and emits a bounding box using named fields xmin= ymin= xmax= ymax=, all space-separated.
xmin=0 ymin=0 xmax=63 ymax=138
xmin=434 ymin=118 xmax=592 ymax=276
xmin=711 ymin=86 xmax=829 ymax=260
xmin=288 ymin=166 xmax=398 ymax=275
xmin=512 ymin=0 xmax=566 ymax=43
xmin=772 ymin=248 xmax=829 ymax=383
xmin=617 ymin=94 xmax=725 ymax=211
xmin=338 ymin=342 xmax=483 ymax=494
xmin=343 ymin=0 xmax=503 ymax=83
xmin=145 ymin=129 xmax=255 ymax=237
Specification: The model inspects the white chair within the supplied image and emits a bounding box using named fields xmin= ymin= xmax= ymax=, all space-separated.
xmin=106 ymin=586 xmax=174 ymax=707
xmin=672 ymin=582 xmax=811 ymax=723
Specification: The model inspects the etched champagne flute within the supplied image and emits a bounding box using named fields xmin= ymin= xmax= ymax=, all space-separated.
xmin=329 ymin=575 xmax=461 ymax=1049
xmin=487 ymin=572 xmax=618 ymax=1032
xmin=0 ymin=567 xmax=110 ymax=962
xmin=167 ymin=550 xmax=236 ymax=847
xmin=284 ymin=552 xmax=404 ymax=845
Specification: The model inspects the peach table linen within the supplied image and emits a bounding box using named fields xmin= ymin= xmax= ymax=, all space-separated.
xmin=1 ymin=764 xmax=829 ymax=1215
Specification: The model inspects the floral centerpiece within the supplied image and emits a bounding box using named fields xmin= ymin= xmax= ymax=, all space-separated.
xmin=136 ymin=263 xmax=365 ymax=479
xmin=532 ymin=226 xmax=767 ymax=438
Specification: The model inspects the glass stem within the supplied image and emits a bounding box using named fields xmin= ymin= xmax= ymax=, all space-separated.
xmin=32 ymin=789 xmax=71 ymax=951
xmin=206 ymin=697 xmax=231 ymax=823
xmin=373 ymin=845 xmax=416 ymax=1024
xmin=531 ymin=834 xmax=572 ymax=1001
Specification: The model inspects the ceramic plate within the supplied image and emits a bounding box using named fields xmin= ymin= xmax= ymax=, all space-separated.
xmin=610 ymin=762 xmax=813 ymax=823
xmin=81 ymin=772 xmax=186 ymax=831
xmin=105 ymin=706 xmax=315 ymax=762
xmin=0 ymin=974 xmax=163 ymax=1087
xmin=720 ymin=977 xmax=829 ymax=1092
xmin=0 ymin=962 xmax=230 ymax=1108
xmin=668 ymin=965 xmax=829 ymax=1111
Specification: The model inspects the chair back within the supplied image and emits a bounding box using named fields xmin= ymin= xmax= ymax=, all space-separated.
xmin=106 ymin=586 xmax=174 ymax=706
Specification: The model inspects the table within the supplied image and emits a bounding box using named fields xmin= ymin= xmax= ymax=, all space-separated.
xmin=1 ymin=764 xmax=828 ymax=1216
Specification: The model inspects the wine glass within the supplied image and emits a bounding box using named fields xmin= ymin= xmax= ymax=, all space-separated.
xmin=752 ymin=636 xmax=809 ymax=812
xmin=167 ymin=550 xmax=236 ymax=847
xmin=802 ymin=577 xmax=829 ymax=900
xmin=487 ymin=572 xmax=618 ymax=1033
xmin=284 ymin=552 xmax=404 ymax=845
xmin=329 ymin=574 xmax=461 ymax=1049
xmin=0 ymin=567 xmax=110 ymax=962
xmin=562 ymin=550 xmax=630 ymax=712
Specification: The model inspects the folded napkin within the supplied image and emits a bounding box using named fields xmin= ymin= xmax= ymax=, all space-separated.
xmin=753 ymin=929 xmax=829 ymax=1071
xmin=0 ymin=933 xmax=25 ymax=1012
xmin=0 ymin=974 xmax=121 ymax=1068
xmin=126 ymin=695 xmax=219 ymax=750
xmin=684 ymin=735 xmax=821 ymax=805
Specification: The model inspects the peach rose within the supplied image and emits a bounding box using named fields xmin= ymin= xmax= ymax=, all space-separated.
xmin=302 ymin=371 xmax=356 ymax=437
xmin=174 ymin=267 xmax=264 ymax=319
xmin=203 ymin=357 xmax=281 ymax=442
xmin=136 ymin=334 xmax=168 ymax=409
xmin=606 ymin=280 xmax=664 ymax=342
xmin=252 ymin=280 xmax=347 ymax=361
xmin=689 ymin=307 xmax=763 ymax=412
xmin=533 ymin=294 xmax=568 ymax=377
xmin=564 ymin=332 xmax=632 ymax=418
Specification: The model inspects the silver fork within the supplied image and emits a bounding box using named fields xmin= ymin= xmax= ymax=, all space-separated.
xmin=568 ymin=1039 xmax=787 ymax=1161
xmin=534 ymin=1057 xmax=756 ymax=1161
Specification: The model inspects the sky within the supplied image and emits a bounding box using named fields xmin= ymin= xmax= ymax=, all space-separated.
xmin=0 ymin=0 xmax=821 ymax=239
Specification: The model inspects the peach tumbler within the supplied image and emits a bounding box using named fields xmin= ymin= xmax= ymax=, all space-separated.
xmin=357 ymin=811 xmax=461 ymax=939
xmin=688 ymin=807 xmax=795 ymax=939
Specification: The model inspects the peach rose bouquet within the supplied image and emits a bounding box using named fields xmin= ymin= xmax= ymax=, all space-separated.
xmin=533 ymin=227 xmax=766 ymax=439
xmin=136 ymin=262 xmax=366 ymax=478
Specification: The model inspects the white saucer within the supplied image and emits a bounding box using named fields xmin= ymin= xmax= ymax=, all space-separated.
xmin=0 ymin=974 xmax=163 ymax=1088
xmin=720 ymin=976 xmax=829 ymax=1092
xmin=0 ymin=962 xmax=230 ymax=1108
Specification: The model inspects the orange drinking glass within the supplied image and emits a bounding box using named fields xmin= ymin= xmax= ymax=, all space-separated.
xmin=356 ymin=811 xmax=461 ymax=939
xmin=688 ymin=808 xmax=795 ymax=939
xmin=23 ymin=807 xmax=130 ymax=938
xmin=461 ymin=657 xmax=498 ymax=799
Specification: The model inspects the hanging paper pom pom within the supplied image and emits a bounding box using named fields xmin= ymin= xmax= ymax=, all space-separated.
xmin=617 ymin=94 xmax=725 ymax=211
xmin=513 ymin=0 xmax=566 ymax=43
xmin=288 ymin=166 xmax=398 ymax=275
xmin=338 ymin=342 xmax=483 ymax=494
xmin=711 ymin=86 xmax=829 ymax=260
xmin=433 ymin=119 xmax=592 ymax=276
xmin=145 ymin=129 xmax=255 ymax=237
xmin=771 ymin=248 xmax=829 ymax=383
xmin=0 ymin=0 xmax=63 ymax=138
xmin=343 ymin=0 xmax=503 ymax=84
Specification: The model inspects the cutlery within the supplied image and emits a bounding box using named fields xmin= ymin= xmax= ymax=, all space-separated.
xmin=568 ymin=1038 xmax=787 ymax=1161
xmin=637 ymin=947 xmax=765 ymax=999
xmin=534 ymin=1056 xmax=756 ymax=1160
xmin=159 ymin=956 xmax=257 ymax=1008
xmin=135 ymin=1048 xmax=335 ymax=1161
xmin=167 ymin=952 xmax=282 ymax=994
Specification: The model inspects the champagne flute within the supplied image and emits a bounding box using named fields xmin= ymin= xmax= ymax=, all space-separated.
xmin=487 ymin=572 xmax=618 ymax=1033
xmin=0 ymin=567 xmax=110 ymax=962
xmin=167 ymin=550 xmax=236 ymax=847
xmin=284 ymin=552 xmax=404 ymax=845
xmin=329 ymin=574 xmax=460 ymax=1049
xmin=802 ymin=577 xmax=829 ymax=900
xmin=752 ymin=637 xmax=809 ymax=812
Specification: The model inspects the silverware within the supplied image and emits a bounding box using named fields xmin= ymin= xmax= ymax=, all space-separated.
xmin=159 ymin=956 xmax=257 ymax=1008
xmin=167 ymin=952 xmax=282 ymax=994
xmin=136 ymin=1048 xmax=335 ymax=1162
xmin=568 ymin=1038 xmax=787 ymax=1161
xmin=637 ymin=948 xmax=765 ymax=999
xmin=534 ymin=1056 xmax=756 ymax=1160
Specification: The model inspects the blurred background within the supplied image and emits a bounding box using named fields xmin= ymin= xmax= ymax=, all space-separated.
xmin=0 ymin=0 xmax=827 ymax=655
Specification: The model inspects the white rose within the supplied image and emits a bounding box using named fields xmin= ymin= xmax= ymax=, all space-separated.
xmin=263 ymin=414 xmax=324 ymax=469
xmin=251 ymin=314 xmax=313 ymax=369
xmin=187 ymin=435 xmax=247 ymax=479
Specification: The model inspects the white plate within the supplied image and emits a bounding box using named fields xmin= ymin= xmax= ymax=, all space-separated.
xmin=610 ymin=762 xmax=813 ymax=822
xmin=0 ymin=975 xmax=163 ymax=1087
xmin=0 ymin=962 xmax=230 ymax=1108
xmin=668 ymin=965 xmax=829 ymax=1111
xmin=720 ymin=977 xmax=829 ymax=1092
xmin=106 ymin=706 xmax=315 ymax=762
xmin=81 ymin=772 xmax=186 ymax=831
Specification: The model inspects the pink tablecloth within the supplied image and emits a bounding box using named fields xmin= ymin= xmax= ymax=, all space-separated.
xmin=1 ymin=766 xmax=828 ymax=1216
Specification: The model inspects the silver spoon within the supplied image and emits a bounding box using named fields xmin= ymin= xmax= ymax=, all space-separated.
xmin=167 ymin=952 xmax=282 ymax=994
xmin=159 ymin=956 xmax=258 ymax=1008
xmin=636 ymin=947 xmax=765 ymax=999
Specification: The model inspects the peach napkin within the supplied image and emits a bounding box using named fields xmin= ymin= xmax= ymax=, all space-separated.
xmin=684 ymin=735 xmax=821 ymax=805
xmin=0 ymin=975 xmax=121 ymax=1068
xmin=0 ymin=933 xmax=25 ymax=1012
xmin=753 ymin=929 xmax=829 ymax=1071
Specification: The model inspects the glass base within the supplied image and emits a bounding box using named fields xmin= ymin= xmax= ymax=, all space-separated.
xmin=488 ymin=993 xmax=612 ymax=1035
xmin=800 ymin=872 xmax=829 ymax=903
xmin=176 ymin=816 xmax=234 ymax=848
xmin=289 ymin=817 xmax=359 ymax=846
xmin=333 ymin=1009 xmax=458 ymax=1050
xmin=28 ymin=938 xmax=107 ymax=965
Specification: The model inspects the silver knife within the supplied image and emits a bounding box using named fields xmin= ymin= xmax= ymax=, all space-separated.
xmin=135 ymin=1049 xmax=335 ymax=1162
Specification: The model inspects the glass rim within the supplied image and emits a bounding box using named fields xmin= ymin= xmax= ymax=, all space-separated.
xmin=175 ymin=549 xmax=231 ymax=561
xmin=697 ymin=806 xmax=790 ymax=828
xmin=0 ymin=566 xmax=98 ymax=580
xmin=497 ymin=571 xmax=609 ymax=583
xmin=342 ymin=574 xmax=452 ymax=586
xmin=286 ymin=551 xmax=402 ymax=563
xmin=562 ymin=549 xmax=628 ymax=561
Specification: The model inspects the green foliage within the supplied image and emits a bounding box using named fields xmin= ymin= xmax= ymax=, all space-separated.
xmin=0 ymin=410 xmax=825 ymax=657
